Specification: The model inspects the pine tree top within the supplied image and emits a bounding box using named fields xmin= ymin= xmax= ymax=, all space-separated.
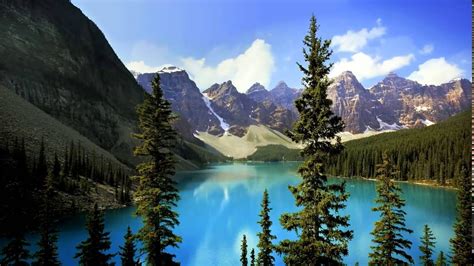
xmin=240 ymin=234 xmax=248 ymax=266
xmin=74 ymin=203 xmax=113 ymax=265
xmin=120 ymin=226 xmax=138 ymax=266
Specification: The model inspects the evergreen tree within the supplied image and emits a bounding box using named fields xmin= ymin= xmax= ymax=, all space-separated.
xmin=257 ymin=189 xmax=275 ymax=266
xmin=119 ymin=226 xmax=138 ymax=266
xmin=250 ymin=248 xmax=255 ymax=266
xmin=369 ymin=152 xmax=414 ymax=265
xmin=277 ymin=15 xmax=352 ymax=265
xmin=35 ymin=139 xmax=48 ymax=187
xmin=0 ymin=234 xmax=30 ymax=266
xmin=133 ymin=73 xmax=181 ymax=265
xmin=449 ymin=166 xmax=472 ymax=265
xmin=240 ymin=235 xmax=248 ymax=266
xmin=435 ymin=251 xmax=447 ymax=266
xmin=419 ymin=224 xmax=436 ymax=266
xmin=52 ymin=153 xmax=61 ymax=186
xmin=0 ymin=138 xmax=30 ymax=234
xmin=74 ymin=204 xmax=113 ymax=265
xmin=33 ymin=174 xmax=60 ymax=266
xmin=14 ymin=138 xmax=29 ymax=187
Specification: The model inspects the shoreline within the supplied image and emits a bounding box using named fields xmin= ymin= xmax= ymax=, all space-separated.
xmin=335 ymin=176 xmax=457 ymax=190
xmin=202 ymin=160 xmax=458 ymax=190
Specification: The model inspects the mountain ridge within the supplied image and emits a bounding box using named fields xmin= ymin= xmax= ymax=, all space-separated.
xmin=136 ymin=66 xmax=471 ymax=136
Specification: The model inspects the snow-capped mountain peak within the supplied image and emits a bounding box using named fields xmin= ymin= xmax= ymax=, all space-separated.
xmin=158 ymin=65 xmax=185 ymax=73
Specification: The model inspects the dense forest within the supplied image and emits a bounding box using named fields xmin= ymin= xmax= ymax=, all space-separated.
xmin=327 ymin=110 xmax=470 ymax=184
xmin=0 ymin=138 xmax=131 ymax=236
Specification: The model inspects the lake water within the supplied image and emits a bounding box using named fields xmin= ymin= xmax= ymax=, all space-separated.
xmin=6 ymin=162 xmax=457 ymax=265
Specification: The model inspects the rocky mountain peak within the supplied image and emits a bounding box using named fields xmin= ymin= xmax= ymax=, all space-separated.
xmin=247 ymin=82 xmax=267 ymax=94
xmin=340 ymin=70 xmax=356 ymax=77
xmin=328 ymin=72 xmax=383 ymax=133
xmin=246 ymin=82 xmax=271 ymax=103
xmin=330 ymin=71 xmax=365 ymax=95
xmin=273 ymin=81 xmax=291 ymax=91
xmin=267 ymin=81 xmax=301 ymax=111
xmin=371 ymin=72 xmax=420 ymax=93
xmin=203 ymin=80 xmax=239 ymax=99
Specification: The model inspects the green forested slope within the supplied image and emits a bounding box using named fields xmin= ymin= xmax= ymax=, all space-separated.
xmin=327 ymin=111 xmax=470 ymax=183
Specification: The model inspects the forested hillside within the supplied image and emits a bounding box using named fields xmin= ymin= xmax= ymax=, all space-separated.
xmin=327 ymin=111 xmax=470 ymax=184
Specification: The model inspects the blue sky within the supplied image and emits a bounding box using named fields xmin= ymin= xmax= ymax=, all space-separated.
xmin=72 ymin=0 xmax=471 ymax=91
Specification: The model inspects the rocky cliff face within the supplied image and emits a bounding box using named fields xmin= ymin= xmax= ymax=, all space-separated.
xmin=203 ymin=81 xmax=297 ymax=136
xmin=327 ymin=71 xmax=384 ymax=133
xmin=137 ymin=67 xmax=224 ymax=138
xmin=0 ymin=0 xmax=145 ymax=165
xmin=370 ymin=73 xmax=471 ymax=129
xmin=203 ymin=81 xmax=257 ymax=134
xmin=327 ymin=72 xmax=472 ymax=133
xmin=137 ymin=71 xmax=297 ymax=138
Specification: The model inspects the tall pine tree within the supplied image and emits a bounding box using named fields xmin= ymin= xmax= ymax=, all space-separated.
xmin=75 ymin=204 xmax=113 ymax=265
xmin=119 ymin=226 xmax=139 ymax=266
xmin=257 ymin=189 xmax=275 ymax=266
xmin=133 ymin=73 xmax=181 ymax=265
xmin=449 ymin=166 xmax=472 ymax=265
xmin=419 ymin=224 xmax=436 ymax=266
xmin=33 ymin=174 xmax=60 ymax=266
xmin=277 ymin=14 xmax=352 ymax=265
xmin=240 ymin=234 xmax=248 ymax=266
xmin=52 ymin=153 xmax=61 ymax=186
xmin=369 ymin=152 xmax=413 ymax=265
xmin=35 ymin=138 xmax=48 ymax=187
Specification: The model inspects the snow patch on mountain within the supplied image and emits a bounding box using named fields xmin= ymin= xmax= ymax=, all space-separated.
xmin=158 ymin=65 xmax=184 ymax=73
xmin=421 ymin=119 xmax=435 ymax=126
xmin=415 ymin=105 xmax=431 ymax=112
xmin=376 ymin=117 xmax=403 ymax=130
xmin=202 ymin=93 xmax=230 ymax=131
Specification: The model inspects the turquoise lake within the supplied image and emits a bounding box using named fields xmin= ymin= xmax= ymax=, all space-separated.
xmin=10 ymin=162 xmax=457 ymax=265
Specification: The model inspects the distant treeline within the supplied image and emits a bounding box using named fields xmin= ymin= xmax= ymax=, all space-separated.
xmin=0 ymin=137 xmax=132 ymax=235
xmin=245 ymin=144 xmax=302 ymax=162
xmin=327 ymin=111 xmax=470 ymax=184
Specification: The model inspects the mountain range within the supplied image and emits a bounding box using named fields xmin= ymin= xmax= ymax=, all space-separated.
xmin=135 ymin=68 xmax=471 ymax=140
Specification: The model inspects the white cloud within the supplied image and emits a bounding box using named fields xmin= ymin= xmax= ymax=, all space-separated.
xmin=330 ymin=52 xmax=414 ymax=81
xmin=181 ymin=39 xmax=275 ymax=92
xmin=126 ymin=40 xmax=177 ymax=74
xmin=126 ymin=60 xmax=166 ymax=73
xmin=420 ymin=44 xmax=434 ymax=55
xmin=331 ymin=19 xmax=386 ymax=53
xmin=407 ymin=57 xmax=463 ymax=85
